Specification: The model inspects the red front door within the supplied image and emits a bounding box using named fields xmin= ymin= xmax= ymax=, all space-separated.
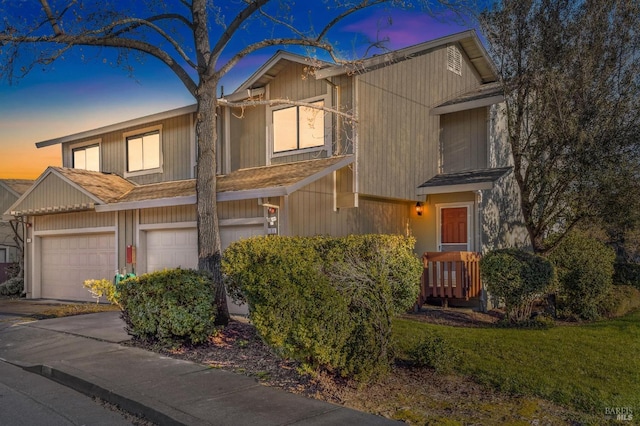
xmin=441 ymin=207 xmax=468 ymax=251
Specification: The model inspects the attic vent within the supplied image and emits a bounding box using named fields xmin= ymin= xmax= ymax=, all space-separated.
xmin=447 ymin=45 xmax=462 ymax=76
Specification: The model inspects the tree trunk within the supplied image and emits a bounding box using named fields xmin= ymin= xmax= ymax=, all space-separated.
xmin=195 ymin=80 xmax=230 ymax=326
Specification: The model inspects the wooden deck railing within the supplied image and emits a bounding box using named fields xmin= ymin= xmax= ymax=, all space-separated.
xmin=418 ymin=251 xmax=482 ymax=306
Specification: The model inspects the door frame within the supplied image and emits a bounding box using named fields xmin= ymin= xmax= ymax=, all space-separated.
xmin=435 ymin=201 xmax=474 ymax=252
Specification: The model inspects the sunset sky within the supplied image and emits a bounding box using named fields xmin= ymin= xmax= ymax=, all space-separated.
xmin=0 ymin=5 xmax=476 ymax=179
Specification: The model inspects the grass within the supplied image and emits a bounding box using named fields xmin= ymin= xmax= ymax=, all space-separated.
xmin=394 ymin=309 xmax=640 ymax=415
xmin=30 ymin=303 xmax=120 ymax=319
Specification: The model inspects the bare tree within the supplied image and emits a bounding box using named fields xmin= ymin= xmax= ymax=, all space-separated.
xmin=1 ymin=0 xmax=471 ymax=324
xmin=480 ymin=0 xmax=640 ymax=254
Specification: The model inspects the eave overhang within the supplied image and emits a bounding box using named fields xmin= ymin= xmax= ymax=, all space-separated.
xmin=417 ymin=167 xmax=512 ymax=195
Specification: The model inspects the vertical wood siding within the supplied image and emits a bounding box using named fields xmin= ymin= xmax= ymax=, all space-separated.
xmin=441 ymin=107 xmax=488 ymax=173
xmin=140 ymin=205 xmax=197 ymax=224
xmin=0 ymin=190 xmax=17 ymax=215
xmin=230 ymin=105 xmax=266 ymax=171
xmin=61 ymin=113 xmax=194 ymax=184
xmin=288 ymin=174 xmax=410 ymax=237
xmin=35 ymin=211 xmax=114 ymax=231
xmin=117 ymin=210 xmax=136 ymax=268
xmin=357 ymin=45 xmax=482 ymax=200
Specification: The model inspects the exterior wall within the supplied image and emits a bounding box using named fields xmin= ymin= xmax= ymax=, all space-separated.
xmin=287 ymin=174 xmax=411 ymax=238
xmin=357 ymin=44 xmax=483 ymax=200
xmin=61 ymin=113 xmax=194 ymax=184
xmin=482 ymin=104 xmax=529 ymax=251
xmin=440 ymin=107 xmax=488 ymax=173
xmin=230 ymin=104 xmax=266 ymax=171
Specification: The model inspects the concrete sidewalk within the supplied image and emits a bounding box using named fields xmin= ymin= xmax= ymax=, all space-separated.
xmin=0 ymin=311 xmax=397 ymax=425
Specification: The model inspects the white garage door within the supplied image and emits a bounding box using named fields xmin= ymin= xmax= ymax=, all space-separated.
xmin=41 ymin=233 xmax=116 ymax=302
xmin=145 ymin=225 xmax=264 ymax=315
xmin=145 ymin=225 xmax=266 ymax=273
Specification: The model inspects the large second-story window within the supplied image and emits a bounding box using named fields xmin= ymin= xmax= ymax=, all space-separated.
xmin=72 ymin=144 xmax=100 ymax=171
xmin=273 ymin=100 xmax=325 ymax=153
xmin=126 ymin=129 xmax=161 ymax=173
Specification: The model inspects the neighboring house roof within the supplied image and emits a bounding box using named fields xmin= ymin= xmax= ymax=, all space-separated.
xmin=0 ymin=179 xmax=34 ymax=197
xmin=315 ymin=30 xmax=497 ymax=83
xmin=430 ymin=81 xmax=504 ymax=115
xmin=417 ymin=167 xmax=512 ymax=195
xmin=8 ymin=157 xmax=354 ymax=215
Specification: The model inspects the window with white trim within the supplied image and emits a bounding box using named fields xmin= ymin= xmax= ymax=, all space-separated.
xmin=272 ymin=100 xmax=326 ymax=153
xmin=447 ymin=45 xmax=462 ymax=76
xmin=124 ymin=125 xmax=162 ymax=176
xmin=0 ymin=248 xmax=6 ymax=263
xmin=72 ymin=144 xmax=100 ymax=171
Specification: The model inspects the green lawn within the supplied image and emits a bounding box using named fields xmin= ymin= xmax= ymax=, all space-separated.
xmin=394 ymin=310 xmax=640 ymax=414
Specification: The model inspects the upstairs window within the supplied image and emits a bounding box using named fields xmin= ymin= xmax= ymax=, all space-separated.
xmin=447 ymin=45 xmax=462 ymax=76
xmin=124 ymin=125 xmax=162 ymax=176
xmin=273 ymin=100 xmax=325 ymax=153
xmin=72 ymin=144 xmax=100 ymax=171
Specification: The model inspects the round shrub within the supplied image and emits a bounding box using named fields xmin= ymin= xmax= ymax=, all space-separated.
xmin=547 ymin=231 xmax=615 ymax=320
xmin=116 ymin=268 xmax=217 ymax=345
xmin=408 ymin=334 xmax=461 ymax=374
xmin=480 ymin=249 xmax=555 ymax=322
xmin=0 ymin=277 xmax=23 ymax=296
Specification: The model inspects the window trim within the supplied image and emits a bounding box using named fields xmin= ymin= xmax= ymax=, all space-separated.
xmin=269 ymin=95 xmax=331 ymax=159
xmin=123 ymin=125 xmax=163 ymax=178
xmin=70 ymin=139 xmax=101 ymax=171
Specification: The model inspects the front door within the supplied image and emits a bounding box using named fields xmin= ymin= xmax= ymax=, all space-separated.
xmin=440 ymin=206 xmax=469 ymax=252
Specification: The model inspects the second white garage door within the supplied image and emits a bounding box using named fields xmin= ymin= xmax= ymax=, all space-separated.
xmin=145 ymin=225 xmax=266 ymax=273
xmin=40 ymin=233 xmax=116 ymax=302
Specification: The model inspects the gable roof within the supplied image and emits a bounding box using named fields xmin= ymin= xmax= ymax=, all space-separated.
xmin=232 ymin=51 xmax=333 ymax=96
xmin=315 ymin=30 xmax=497 ymax=83
xmin=417 ymin=167 xmax=512 ymax=195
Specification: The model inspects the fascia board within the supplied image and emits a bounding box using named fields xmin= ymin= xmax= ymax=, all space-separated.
xmin=430 ymin=95 xmax=505 ymax=116
xmin=416 ymin=181 xmax=494 ymax=196
xmin=36 ymin=104 xmax=197 ymax=148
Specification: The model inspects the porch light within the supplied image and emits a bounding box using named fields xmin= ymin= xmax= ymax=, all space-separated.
xmin=415 ymin=202 xmax=424 ymax=216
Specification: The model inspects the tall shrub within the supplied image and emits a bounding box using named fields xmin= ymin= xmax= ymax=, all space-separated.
xmin=480 ymin=249 xmax=555 ymax=322
xmin=547 ymin=231 xmax=615 ymax=320
xmin=223 ymin=234 xmax=422 ymax=381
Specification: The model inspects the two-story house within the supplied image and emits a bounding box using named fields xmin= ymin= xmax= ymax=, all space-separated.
xmin=5 ymin=30 xmax=527 ymax=305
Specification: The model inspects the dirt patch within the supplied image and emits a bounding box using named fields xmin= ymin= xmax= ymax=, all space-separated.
xmin=132 ymin=310 xmax=588 ymax=425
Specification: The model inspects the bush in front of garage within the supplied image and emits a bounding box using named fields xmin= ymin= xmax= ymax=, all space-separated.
xmin=223 ymin=234 xmax=422 ymax=381
xmin=0 ymin=277 xmax=23 ymax=296
xmin=116 ymin=268 xmax=217 ymax=346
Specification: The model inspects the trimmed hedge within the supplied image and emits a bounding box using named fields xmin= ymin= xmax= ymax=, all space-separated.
xmin=480 ymin=249 xmax=555 ymax=323
xmin=223 ymin=234 xmax=422 ymax=381
xmin=548 ymin=231 xmax=615 ymax=320
xmin=116 ymin=268 xmax=217 ymax=345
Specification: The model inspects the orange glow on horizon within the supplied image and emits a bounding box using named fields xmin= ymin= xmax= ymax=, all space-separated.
xmin=0 ymin=145 xmax=60 ymax=179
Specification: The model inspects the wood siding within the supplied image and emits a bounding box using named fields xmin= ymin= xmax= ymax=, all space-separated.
xmin=62 ymin=113 xmax=194 ymax=184
xmin=13 ymin=174 xmax=95 ymax=212
xmin=441 ymin=107 xmax=488 ymax=173
xmin=140 ymin=201 xmax=263 ymax=225
xmin=117 ymin=210 xmax=136 ymax=268
xmin=230 ymin=105 xmax=266 ymax=171
xmin=0 ymin=189 xmax=17 ymax=216
xmin=35 ymin=211 xmax=114 ymax=231
xmin=288 ymin=174 xmax=410 ymax=237
xmin=357 ymin=44 xmax=483 ymax=200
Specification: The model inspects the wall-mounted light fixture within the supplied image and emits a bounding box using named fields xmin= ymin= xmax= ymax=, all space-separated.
xmin=415 ymin=202 xmax=424 ymax=216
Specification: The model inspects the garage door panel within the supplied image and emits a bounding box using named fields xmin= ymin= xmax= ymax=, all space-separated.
xmin=146 ymin=226 xmax=264 ymax=316
xmin=41 ymin=234 xmax=115 ymax=302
